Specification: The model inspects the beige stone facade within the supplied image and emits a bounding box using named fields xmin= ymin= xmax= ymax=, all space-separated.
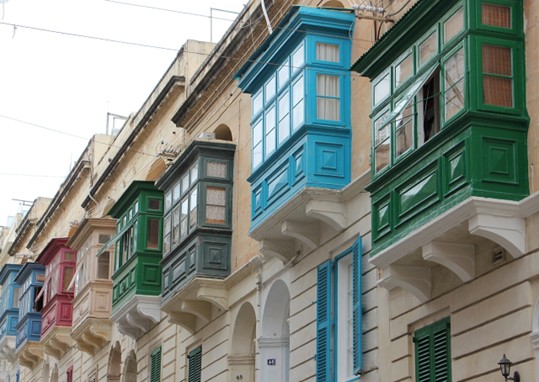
xmin=0 ymin=0 xmax=538 ymax=381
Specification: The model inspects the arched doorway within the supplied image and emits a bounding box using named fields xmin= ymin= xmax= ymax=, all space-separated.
xmin=229 ymin=302 xmax=256 ymax=382
xmin=122 ymin=350 xmax=137 ymax=382
xmin=260 ymin=280 xmax=290 ymax=382
xmin=107 ymin=341 xmax=122 ymax=382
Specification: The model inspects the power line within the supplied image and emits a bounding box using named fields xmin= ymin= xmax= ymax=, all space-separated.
xmin=0 ymin=20 xmax=177 ymax=51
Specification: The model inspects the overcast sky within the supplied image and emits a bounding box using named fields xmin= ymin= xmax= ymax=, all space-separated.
xmin=0 ymin=0 xmax=246 ymax=227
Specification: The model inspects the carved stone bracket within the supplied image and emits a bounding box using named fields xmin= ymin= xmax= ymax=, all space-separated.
xmin=378 ymin=265 xmax=432 ymax=302
xmin=468 ymin=214 xmax=525 ymax=258
xmin=422 ymin=241 xmax=475 ymax=282
xmin=260 ymin=239 xmax=295 ymax=263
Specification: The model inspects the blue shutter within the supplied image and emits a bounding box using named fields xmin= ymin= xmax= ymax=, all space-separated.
xmin=352 ymin=237 xmax=363 ymax=375
xmin=316 ymin=261 xmax=332 ymax=382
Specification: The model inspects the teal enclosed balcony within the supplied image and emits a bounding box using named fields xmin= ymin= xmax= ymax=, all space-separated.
xmin=0 ymin=264 xmax=21 ymax=363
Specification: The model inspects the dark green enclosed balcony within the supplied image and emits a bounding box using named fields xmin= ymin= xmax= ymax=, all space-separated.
xmin=108 ymin=181 xmax=163 ymax=339
xmin=353 ymin=0 xmax=531 ymax=301
xmin=156 ymin=139 xmax=234 ymax=333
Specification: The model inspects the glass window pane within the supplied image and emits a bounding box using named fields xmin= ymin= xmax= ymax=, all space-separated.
xmin=63 ymin=267 xmax=74 ymax=292
xmin=395 ymin=53 xmax=413 ymax=88
xmin=374 ymin=113 xmax=390 ymax=146
xmin=316 ymin=42 xmax=339 ymax=62
xmin=189 ymin=189 xmax=198 ymax=232
xmin=253 ymin=120 xmax=262 ymax=145
xmin=181 ymin=199 xmax=188 ymax=240
xmin=445 ymin=47 xmax=465 ymax=120
xmin=253 ymin=143 xmax=262 ymax=168
xmin=265 ymin=75 xmax=276 ymax=102
xmin=317 ymin=74 xmax=340 ymax=121
xmin=207 ymin=161 xmax=227 ymax=178
xmin=190 ymin=162 xmax=199 ymax=184
xmin=419 ymin=31 xmax=438 ymax=66
xmin=278 ymin=92 xmax=290 ymax=144
xmin=395 ymin=101 xmax=414 ymax=157
xmin=173 ymin=182 xmax=181 ymax=203
xmin=292 ymin=44 xmax=304 ymax=73
xmin=278 ymin=60 xmax=290 ymax=88
xmin=206 ymin=187 xmax=226 ymax=224
xmin=172 ymin=207 xmax=180 ymax=246
xmin=148 ymin=198 xmax=161 ymax=211
xmin=181 ymin=174 xmax=190 ymax=195
xmin=97 ymin=252 xmax=110 ymax=279
xmin=265 ymin=106 xmax=276 ymax=156
xmin=375 ymin=141 xmax=390 ymax=172
xmin=165 ymin=191 xmax=172 ymax=212
xmin=292 ymin=77 xmax=304 ymax=129
xmin=374 ymin=74 xmax=391 ymax=105
xmin=147 ymin=218 xmax=160 ymax=249
xmin=444 ymin=7 xmax=464 ymax=43
xmin=482 ymin=3 xmax=511 ymax=28
xmin=482 ymin=45 xmax=513 ymax=107
xmin=253 ymin=92 xmax=263 ymax=116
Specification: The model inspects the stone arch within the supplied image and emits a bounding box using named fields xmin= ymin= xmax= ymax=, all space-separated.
xmin=321 ymin=0 xmax=344 ymax=7
xmin=260 ymin=280 xmax=290 ymax=382
xmin=122 ymin=350 xmax=137 ymax=382
xmin=229 ymin=302 xmax=256 ymax=382
xmin=214 ymin=124 xmax=233 ymax=141
xmin=146 ymin=158 xmax=167 ymax=181
xmin=107 ymin=341 xmax=122 ymax=382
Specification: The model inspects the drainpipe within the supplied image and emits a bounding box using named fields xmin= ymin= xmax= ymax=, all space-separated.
xmin=260 ymin=0 xmax=273 ymax=34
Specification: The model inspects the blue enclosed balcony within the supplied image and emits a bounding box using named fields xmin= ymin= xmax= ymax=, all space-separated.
xmin=0 ymin=264 xmax=21 ymax=363
xmin=14 ymin=262 xmax=45 ymax=369
xmin=236 ymin=6 xmax=356 ymax=261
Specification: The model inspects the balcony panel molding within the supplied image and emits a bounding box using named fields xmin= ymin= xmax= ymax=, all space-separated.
xmin=378 ymin=265 xmax=432 ymax=303
xmin=422 ymin=242 xmax=475 ymax=282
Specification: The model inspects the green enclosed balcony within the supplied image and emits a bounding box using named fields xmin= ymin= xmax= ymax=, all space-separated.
xmin=353 ymin=0 xmax=531 ymax=301
xmin=108 ymin=181 xmax=163 ymax=339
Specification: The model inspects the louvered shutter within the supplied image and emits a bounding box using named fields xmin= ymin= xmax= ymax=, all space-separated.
xmin=414 ymin=318 xmax=451 ymax=382
xmin=316 ymin=261 xmax=332 ymax=382
xmin=150 ymin=346 xmax=162 ymax=382
xmin=188 ymin=346 xmax=202 ymax=382
xmin=352 ymin=237 xmax=362 ymax=375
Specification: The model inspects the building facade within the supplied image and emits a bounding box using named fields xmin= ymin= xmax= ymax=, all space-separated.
xmin=0 ymin=0 xmax=537 ymax=381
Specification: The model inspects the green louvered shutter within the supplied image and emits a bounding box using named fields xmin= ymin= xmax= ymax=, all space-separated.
xmin=150 ymin=346 xmax=162 ymax=382
xmin=188 ymin=346 xmax=202 ymax=382
xmin=316 ymin=261 xmax=332 ymax=382
xmin=414 ymin=318 xmax=451 ymax=382
xmin=352 ymin=237 xmax=362 ymax=375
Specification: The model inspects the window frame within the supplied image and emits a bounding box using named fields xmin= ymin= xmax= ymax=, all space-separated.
xmin=187 ymin=346 xmax=202 ymax=382
xmin=413 ymin=317 xmax=451 ymax=382
xmin=316 ymin=238 xmax=362 ymax=381
xmin=150 ymin=345 xmax=162 ymax=382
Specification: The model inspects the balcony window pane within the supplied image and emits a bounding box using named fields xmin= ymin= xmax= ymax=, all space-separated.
xmin=395 ymin=100 xmax=414 ymax=157
xmin=253 ymin=92 xmax=263 ymax=116
xmin=278 ymin=92 xmax=290 ymax=144
xmin=207 ymin=161 xmax=227 ymax=178
xmin=190 ymin=162 xmax=199 ymax=184
xmin=253 ymin=120 xmax=263 ymax=168
xmin=278 ymin=60 xmax=290 ymax=88
xmin=317 ymin=74 xmax=340 ymax=121
xmin=292 ymin=44 xmax=304 ymax=73
xmin=97 ymin=252 xmax=110 ymax=279
xmin=64 ymin=251 xmax=76 ymax=262
xmin=173 ymin=182 xmax=181 ymax=203
xmin=445 ymin=47 xmax=465 ymax=120
xmin=165 ymin=191 xmax=172 ymax=212
xmin=444 ymin=7 xmax=464 ymax=43
xmin=12 ymin=287 xmax=20 ymax=308
xmin=292 ymin=76 xmax=304 ymax=130
xmin=265 ymin=75 xmax=276 ymax=102
xmin=148 ymin=198 xmax=161 ymax=211
xmin=316 ymin=42 xmax=339 ymax=62
xmin=265 ymin=106 xmax=276 ymax=156
xmin=172 ymin=207 xmax=180 ymax=246
xmin=395 ymin=53 xmax=413 ymax=88
xmin=482 ymin=45 xmax=513 ymax=107
xmin=189 ymin=189 xmax=197 ymax=232
xmin=181 ymin=174 xmax=190 ymax=196
xmin=374 ymin=73 xmax=390 ymax=105
xmin=63 ymin=267 xmax=74 ymax=292
xmin=146 ymin=218 xmax=160 ymax=250
xmin=206 ymin=187 xmax=226 ymax=225
xmin=181 ymin=199 xmax=188 ymax=240
xmin=419 ymin=31 xmax=438 ymax=66
xmin=482 ymin=3 xmax=511 ymax=28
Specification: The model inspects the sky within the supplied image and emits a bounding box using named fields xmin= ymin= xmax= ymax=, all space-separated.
xmin=0 ymin=0 xmax=247 ymax=227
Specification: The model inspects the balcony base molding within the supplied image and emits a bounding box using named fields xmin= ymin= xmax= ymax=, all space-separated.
xmin=163 ymin=278 xmax=228 ymax=334
xmin=17 ymin=342 xmax=43 ymax=369
xmin=71 ymin=318 xmax=112 ymax=354
xmin=0 ymin=336 xmax=16 ymax=363
xmin=42 ymin=326 xmax=73 ymax=359
xmin=111 ymin=295 xmax=161 ymax=340
xmin=372 ymin=195 xmax=539 ymax=301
